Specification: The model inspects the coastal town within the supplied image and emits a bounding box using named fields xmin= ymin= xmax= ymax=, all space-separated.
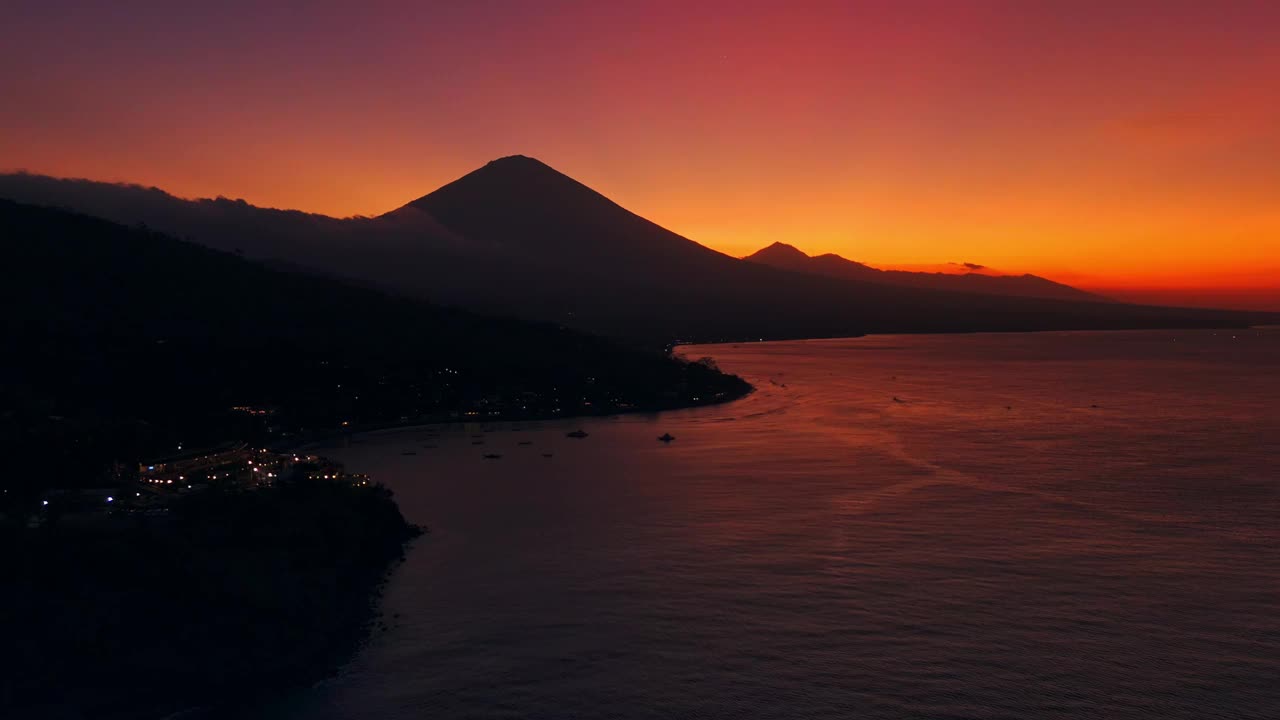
xmin=16 ymin=444 xmax=367 ymax=530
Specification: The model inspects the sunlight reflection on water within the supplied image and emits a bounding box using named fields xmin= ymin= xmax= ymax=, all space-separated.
xmin=245 ymin=329 xmax=1280 ymax=720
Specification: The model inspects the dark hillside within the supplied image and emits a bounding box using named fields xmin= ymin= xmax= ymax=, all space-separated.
xmin=0 ymin=199 xmax=750 ymax=500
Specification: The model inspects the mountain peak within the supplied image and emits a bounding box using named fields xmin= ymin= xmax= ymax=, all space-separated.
xmin=407 ymin=155 xmax=581 ymax=203
xmin=485 ymin=154 xmax=551 ymax=170
xmin=399 ymin=154 xmax=592 ymax=219
xmin=397 ymin=155 xmax=733 ymax=268
xmin=745 ymin=242 xmax=810 ymax=262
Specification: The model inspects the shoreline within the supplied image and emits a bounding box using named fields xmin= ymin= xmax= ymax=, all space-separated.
xmin=291 ymin=384 xmax=756 ymax=451
xmin=674 ymin=323 xmax=1279 ymax=348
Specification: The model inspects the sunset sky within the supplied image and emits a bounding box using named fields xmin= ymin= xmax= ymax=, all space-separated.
xmin=2 ymin=1 xmax=1277 ymax=306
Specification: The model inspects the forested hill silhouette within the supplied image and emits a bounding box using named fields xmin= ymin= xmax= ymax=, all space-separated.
xmin=0 ymin=199 xmax=748 ymax=497
xmin=745 ymin=241 xmax=1104 ymax=302
xmin=1 ymin=161 xmax=1274 ymax=342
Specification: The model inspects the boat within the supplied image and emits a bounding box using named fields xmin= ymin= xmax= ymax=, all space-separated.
xmin=482 ymin=453 xmax=502 ymax=459
xmin=401 ymin=451 xmax=417 ymax=455
xmin=658 ymin=433 xmax=675 ymax=443
xmin=542 ymin=453 xmax=554 ymax=458
xmin=566 ymin=429 xmax=589 ymax=438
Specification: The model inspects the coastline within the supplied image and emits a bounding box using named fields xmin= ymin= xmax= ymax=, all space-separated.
xmin=5 ymin=381 xmax=754 ymax=719
xmin=295 ymin=325 xmax=1280 ymax=451
xmin=290 ymin=381 xmax=756 ymax=451
xmin=674 ymin=320 xmax=1279 ymax=348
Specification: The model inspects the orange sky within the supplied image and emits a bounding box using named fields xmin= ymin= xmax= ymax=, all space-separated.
xmin=1 ymin=1 xmax=1277 ymax=306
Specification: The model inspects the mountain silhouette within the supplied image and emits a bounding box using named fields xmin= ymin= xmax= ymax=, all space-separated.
xmin=0 ymin=198 xmax=750 ymax=494
xmin=403 ymin=155 xmax=731 ymax=273
xmin=1 ymin=161 xmax=1273 ymax=342
xmin=744 ymin=242 xmax=1103 ymax=302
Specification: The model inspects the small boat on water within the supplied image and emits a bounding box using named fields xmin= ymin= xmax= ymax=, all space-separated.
xmin=658 ymin=433 xmax=675 ymax=443
xmin=518 ymin=440 xmax=533 ymax=445
xmin=483 ymin=453 xmax=502 ymax=459
xmin=566 ymin=429 xmax=589 ymax=438
xmin=401 ymin=451 xmax=417 ymax=455
xmin=893 ymin=396 xmax=906 ymax=403
xmin=471 ymin=440 xmax=485 ymax=445
xmin=542 ymin=453 xmax=554 ymax=458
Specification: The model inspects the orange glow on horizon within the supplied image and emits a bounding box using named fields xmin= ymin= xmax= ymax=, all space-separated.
xmin=1 ymin=1 xmax=1276 ymax=308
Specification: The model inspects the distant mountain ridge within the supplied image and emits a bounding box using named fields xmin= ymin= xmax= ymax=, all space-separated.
xmin=744 ymin=242 xmax=1104 ymax=303
xmin=2 ymin=158 xmax=1274 ymax=342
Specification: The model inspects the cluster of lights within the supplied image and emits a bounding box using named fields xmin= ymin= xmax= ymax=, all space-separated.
xmin=40 ymin=452 xmax=363 ymax=514
xmin=36 ymin=450 xmax=342 ymax=517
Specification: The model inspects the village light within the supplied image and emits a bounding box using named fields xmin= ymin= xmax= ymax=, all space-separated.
xmin=106 ymin=496 xmax=113 ymax=503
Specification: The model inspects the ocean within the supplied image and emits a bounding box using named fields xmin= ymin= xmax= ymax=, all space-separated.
xmin=244 ymin=329 xmax=1280 ymax=719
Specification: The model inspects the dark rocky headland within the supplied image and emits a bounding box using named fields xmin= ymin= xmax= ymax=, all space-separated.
xmin=2 ymin=475 xmax=421 ymax=718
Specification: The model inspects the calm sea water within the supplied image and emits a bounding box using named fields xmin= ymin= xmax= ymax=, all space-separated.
xmin=246 ymin=329 xmax=1280 ymax=719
